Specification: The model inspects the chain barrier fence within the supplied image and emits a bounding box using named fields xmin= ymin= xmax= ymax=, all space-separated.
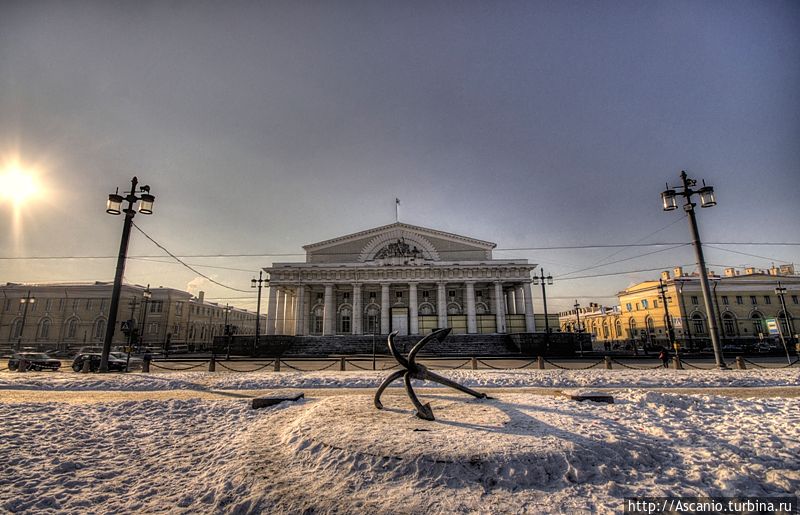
xmin=215 ymin=360 xmax=275 ymax=373
xmin=280 ymin=360 xmax=339 ymax=372
xmin=610 ymin=359 xmax=665 ymax=370
xmin=149 ymin=361 xmax=208 ymax=372
xmin=677 ymin=360 xmax=715 ymax=370
xmin=742 ymin=357 xmax=800 ymax=369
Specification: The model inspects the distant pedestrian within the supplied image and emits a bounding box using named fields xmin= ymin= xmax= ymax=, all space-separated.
xmin=658 ymin=349 xmax=669 ymax=368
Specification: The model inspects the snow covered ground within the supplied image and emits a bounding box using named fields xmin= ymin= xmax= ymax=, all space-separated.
xmin=1 ymin=367 xmax=799 ymax=391
xmin=1 ymin=370 xmax=798 ymax=514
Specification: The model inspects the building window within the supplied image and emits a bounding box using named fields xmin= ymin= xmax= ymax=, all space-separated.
xmin=628 ymin=319 xmax=637 ymax=338
xmin=317 ymin=292 xmax=324 ymax=301
xmin=45 ymin=299 xmax=52 ymax=312
xmin=369 ymin=292 xmax=376 ymax=300
xmin=793 ymin=295 xmax=798 ymax=305
xmin=67 ymin=319 xmax=78 ymax=339
xmin=365 ymin=306 xmax=379 ymax=334
xmin=736 ymin=296 xmax=743 ymax=305
xmin=312 ymin=306 xmax=324 ymax=334
xmin=148 ymin=322 xmax=159 ymax=335
xmin=86 ymin=299 xmax=92 ymax=311
xmin=39 ymin=319 xmax=51 ymax=339
xmin=625 ymin=303 xmax=632 ymax=312
xmin=150 ymin=300 xmax=164 ymax=313
xmin=72 ymin=299 xmax=79 ymax=311
xmin=751 ymin=314 xmax=764 ymax=335
xmin=448 ymin=290 xmax=455 ymax=298
xmin=763 ymin=296 xmax=771 ymax=305
xmin=722 ymin=314 xmax=736 ymax=337
xmin=692 ymin=314 xmax=705 ymax=335
xmin=176 ymin=302 xmax=183 ymax=316
xmin=343 ymin=292 xmax=350 ymax=300
xmin=641 ymin=299 xmax=649 ymax=309
xmin=422 ymin=291 xmax=429 ymax=299
xmin=94 ymin=319 xmax=106 ymax=339
xmin=722 ymin=296 xmax=729 ymax=305
xmin=396 ymin=291 xmax=403 ymax=299
xmin=340 ymin=307 xmax=351 ymax=334
xmin=11 ymin=319 xmax=23 ymax=339
xmin=750 ymin=296 xmax=757 ymax=305
xmin=653 ymin=299 xmax=659 ymax=308
xmin=615 ymin=320 xmax=622 ymax=338
xmin=691 ymin=296 xmax=699 ymax=305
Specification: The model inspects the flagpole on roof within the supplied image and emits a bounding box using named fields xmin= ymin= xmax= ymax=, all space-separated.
xmin=395 ymin=198 xmax=400 ymax=223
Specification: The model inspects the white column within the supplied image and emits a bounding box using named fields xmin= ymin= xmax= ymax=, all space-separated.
xmin=287 ymin=290 xmax=296 ymax=336
xmin=506 ymin=289 xmax=516 ymax=315
xmin=409 ymin=282 xmax=419 ymax=335
xmin=352 ymin=283 xmax=362 ymax=335
xmin=437 ymin=282 xmax=448 ymax=329
xmin=465 ymin=281 xmax=477 ymax=334
xmin=523 ymin=281 xmax=536 ymax=332
xmin=515 ymin=285 xmax=525 ymax=316
xmin=266 ymin=286 xmax=278 ymax=335
xmin=301 ymin=286 xmax=310 ymax=336
xmin=494 ymin=282 xmax=506 ymax=333
xmin=381 ymin=283 xmax=391 ymax=334
xmin=294 ymin=285 xmax=305 ymax=336
xmin=322 ymin=284 xmax=334 ymax=336
xmin=275 ymin=290 xmax=286 ymax=334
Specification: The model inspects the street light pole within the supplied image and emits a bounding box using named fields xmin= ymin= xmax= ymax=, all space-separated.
xmin=661 ymin=171 xmax=725 ymax=369
xmin=532 ymin=268 xmax=553 ymax=350
xmin=224 ymin=304 xmax=232 ymax=360
xmin=16 ymin=291 xmax=35 ymax=351
xmin=101 ymin=177 xmax=155 ymax=372
xmin=775 ymin=281 xmax=795 ymax=350
xmin=139 ymin=285 xmax=151 ymax=352
xmin=574 ymin=300 xmax=583 ymax=357
xmin=251 ymin=271 xmax=268 ymax=355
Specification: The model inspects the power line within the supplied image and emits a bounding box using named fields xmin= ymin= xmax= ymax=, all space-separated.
xmin=556 ymin=243 xmax=691 ymax=279
xmin=2 ymin=241 xmax=798 ymax=261
xmin=131 ymin=222 xmax=251 ymax=293
xmin=128 ymin=257 xmax=258 ymax=273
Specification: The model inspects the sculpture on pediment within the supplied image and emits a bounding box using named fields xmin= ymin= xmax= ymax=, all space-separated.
xmin=374 ymin=238 xmax=422 ymax=260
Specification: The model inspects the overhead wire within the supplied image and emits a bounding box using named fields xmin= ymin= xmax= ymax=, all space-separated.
xmin=131 ymin=222 xmax=251 ymax=293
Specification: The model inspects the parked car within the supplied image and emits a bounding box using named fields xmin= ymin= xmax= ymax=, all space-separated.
xmin=71 ymin=353 xmax=128 ymax=373
xmin=722 ymin=344 xmax=745 ymax=354
xmin=8 ymin=352 xmax=62 ymax=372
xmin=110 ymin=351 xmax=142 ymax=370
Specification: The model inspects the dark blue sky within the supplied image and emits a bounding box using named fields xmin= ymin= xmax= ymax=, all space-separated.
xmin=1 ymin=0 xmax=798 ymax=312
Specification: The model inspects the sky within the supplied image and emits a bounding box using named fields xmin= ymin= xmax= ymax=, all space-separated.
xmin=0 ymin=0 xmax=798 ymax=314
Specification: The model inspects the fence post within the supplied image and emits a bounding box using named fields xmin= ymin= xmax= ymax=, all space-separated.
xmin=208 ymin=357 xmax=216 ymax=372
xmin=18 ymin=359 xmax=27 ymax=373
xmin=604 ymin=356 xmax=612 ymax=369
xmin=340 ymin=357 xmax=347 ymax=371
xmin=142 ymin=357 xmax=150 ymax=373
xmin=274 ymin=358 xmax=281 ymax=372
xmin=81 ymin=358 xmax=91 ymax=374
xmin=673 ymin=355 xmax=683 ymax=370
xmin=471 ymin=357 xmax=478 ymax=370
xmin=537 ymin=356 xmax=545 ymax=369
xmin=735 ymin=356 xmax=746 ymax=370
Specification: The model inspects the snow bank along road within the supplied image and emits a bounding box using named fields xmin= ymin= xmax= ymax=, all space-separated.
xmin=1 ymin=369 xmax=798 ymax=514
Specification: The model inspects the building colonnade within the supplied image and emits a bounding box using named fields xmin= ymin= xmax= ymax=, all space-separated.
xmin=265 ymin=280 xmax=536 ymax=336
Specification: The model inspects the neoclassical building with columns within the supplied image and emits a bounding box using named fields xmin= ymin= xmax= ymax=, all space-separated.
xmin=264 ymin=223 xmax=538 ymax=338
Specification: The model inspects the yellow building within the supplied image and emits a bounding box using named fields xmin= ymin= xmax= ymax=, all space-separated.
xmin=559 ymin=265 xmax=799 ymax=350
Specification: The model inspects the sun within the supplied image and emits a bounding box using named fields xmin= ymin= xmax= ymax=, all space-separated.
xmin=0 ymin=163 xmax=40 ymax=206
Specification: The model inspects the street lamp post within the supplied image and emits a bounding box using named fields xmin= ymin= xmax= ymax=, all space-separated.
xmin=532 ymin=269 xmax=554 ymax=350
xmin=574 ymin=300 xmax=583 ymax=357
xmin=101 ymin=177 xmax=155 ymax=372
xmin=224 ymin=304 xmax=232 ymax=360
xmin=775 ymin=282 xmax=795 ymax=350
xmin=139 ymin=285 xmax=151 ymax=353
xmin=251 ymin=271 xmax=268 ymax=355
xmin=661 ymin=171 xmax=726 ymax=369
xmin=16 ymin=291 xmax=35 ymax=351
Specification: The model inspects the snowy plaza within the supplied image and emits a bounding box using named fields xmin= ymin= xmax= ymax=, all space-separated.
xmin=1 ymin=368 xmax=798 ymax=514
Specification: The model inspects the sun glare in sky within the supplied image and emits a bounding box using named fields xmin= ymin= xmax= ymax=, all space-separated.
xmin=0 ymin=162 xmax=40 ymax=206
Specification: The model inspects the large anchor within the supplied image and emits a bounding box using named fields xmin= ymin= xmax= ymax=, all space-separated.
xmin=374 ymin=328 xmax=491 ymax=421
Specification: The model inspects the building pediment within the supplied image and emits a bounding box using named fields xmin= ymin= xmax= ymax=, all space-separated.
xmin=302 ymin=223 xmax=496 ymax=264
